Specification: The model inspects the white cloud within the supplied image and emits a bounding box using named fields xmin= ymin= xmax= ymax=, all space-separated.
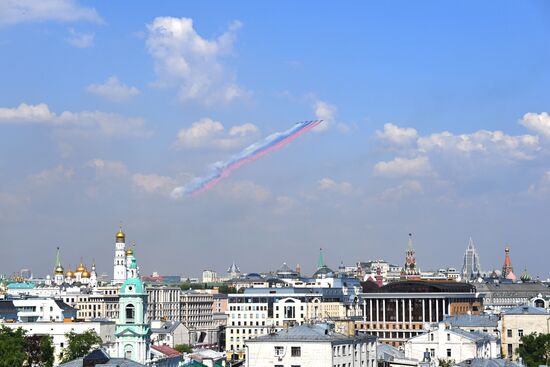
xmin=521 ymin=112 xmax=550 ymax=139
xmin=0 ymin=0 xmax=101 ymax=25
xmin=318 ymin=178 xmax=354 ymax=195
xmin=145 ymin=17 xmax=248 ymax=104
xmin=132 ymin=174 xmax=177 ymax=196
xmin=65 ymin=28 xmax=94 ymax=48
xmin=312 ymin=100 xmax=348 ymax=132
xmin=86 ymin=159 xmax=128 ymax=177
xmin=0 ymin=103 xmax=150 ymax=138
xmin=527 ymin=170 xmax=550 ymax=197
xmin=86 ymin=76 xmax=140 ymax=102
xmin=378 ymin=180 xmax=424 ymax=201
xmin=174 ymin=117 xmax=258 ymax=149
xmin=376 ymin=123 xmax=418 ymax=145
xmin=29 ymin=165 xmax=74 ymax=185
xmin=374 ymin=156 xmax=433 ymax=178
xmin=417 ymin=130 xmax=539 ymax=160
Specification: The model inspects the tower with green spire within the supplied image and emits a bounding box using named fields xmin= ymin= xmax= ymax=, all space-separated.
xmin=114 ymin=249 xmax=150 ymax=363
xmin=317 ymin=248 xmax=325 ymax=269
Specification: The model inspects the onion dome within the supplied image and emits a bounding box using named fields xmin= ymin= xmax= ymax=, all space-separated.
xmin=76 ymin=262 xmax=86 ymax=273
xmin=116 ymin=227 xmax=125 ymax=242
xmin=55 ymin=265 xmax=64 ymax=274
xmin=520 ymin=268 xmax=531 ymax=282
xmin=66 ymin=270 xmax=74 ymax=278
xmin=125 ymin=248 xmax=134 ymax=256
xmin=81 ymin=271 xmax=90 ymax=278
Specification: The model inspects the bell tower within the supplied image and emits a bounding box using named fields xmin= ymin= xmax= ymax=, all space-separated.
xmin=114 ymin=251 xmax=150 ymax=364
xmin=113 ymin=226 xmax=127 ymax=284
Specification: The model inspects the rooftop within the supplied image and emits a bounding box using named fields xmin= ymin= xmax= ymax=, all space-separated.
xmin=246 ymin=323 xmax=375 ymax=343
xmin=443 ymin=314 xmax=499 ymax=328
xmin=502 ymin=305 xmax=549 ymax=315
xmin=455 ymin=358 xmax=524 ymax=367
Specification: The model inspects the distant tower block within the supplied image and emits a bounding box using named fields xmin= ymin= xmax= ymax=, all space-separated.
xmin=461 ymin=237 xmax=482 ymax=280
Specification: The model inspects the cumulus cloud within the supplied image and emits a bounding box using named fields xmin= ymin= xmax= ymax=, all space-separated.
xmin=145 ymin=17 xmax=248 ymax=104
xmin=376 ymin=123 xmax=418 ymax=145
xmin=174 ymin=117 xmax=258 ymax=149
xmin=86 ymin=159 xmax=128 ymax=177
xmin=417 ymin=130 xmax=539 ymax=160
xmin=0 ymin=103 xmax=150 ymax=138
xmin=132 ymin=174 xmax=177 ymax=196
xmin=521 ymin=112 xmax=550 ymax=139
xmin=65 ymin=28 xmax=94 ymax=48
xmin=0 ymin=0 xmax=102 ymax=25
xmin=312 ymin=100 xmax=348 ymax=132
xmin=378 ymin=180 xmax=424 ymax=201
xmin=374 ymin=156 xmax=433 ymax=178
xmin=318 ymin=178 xmax=354 ymax=195
xmin=86 ymin=76 xmax=140 ymax=102
xmin=29 ymin=165 xmax=74 ymax=185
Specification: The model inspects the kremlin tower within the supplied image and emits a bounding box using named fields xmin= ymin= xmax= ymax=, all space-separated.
xmin=402 ymin=233 xmax=420 ymax=279
xmin=502 ymin=247 xmax=516 ymax=281
xmin=113 ymin=227 xmax=128 ymax=284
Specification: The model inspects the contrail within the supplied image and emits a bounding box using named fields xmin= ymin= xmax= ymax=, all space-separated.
xmin=171 ymin=120 xmax=322 ymax=198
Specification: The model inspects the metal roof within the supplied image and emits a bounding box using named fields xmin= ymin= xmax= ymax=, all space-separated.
xmin=443 ymin=314 xmax=499 ymax=328
xmin=246 ymin=323 xmax=375 ymax=343
xmin=502 ymin=305 xmax=549 ymax=315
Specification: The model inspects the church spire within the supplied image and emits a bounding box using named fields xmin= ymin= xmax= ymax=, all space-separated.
xmin=317 ymin=248 xmax=325 ymax=269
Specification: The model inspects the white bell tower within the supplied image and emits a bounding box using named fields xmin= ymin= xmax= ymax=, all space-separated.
xmin=113 ymin=226 xmax=127 ymax=284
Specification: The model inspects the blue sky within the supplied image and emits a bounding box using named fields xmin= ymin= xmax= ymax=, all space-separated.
xmin=1 ymin=0 xmax=549 ymax=279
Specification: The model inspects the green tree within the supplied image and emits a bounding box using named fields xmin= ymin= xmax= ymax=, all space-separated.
xmin=0 ymin=326 xmax=26 ymax=367
xmin=517 ymin=333 xmax=550 ymax=367
xmin=174 ymin=343 xmax=193 ymax=354
xmin=438 ymin=358 xmax=455 ymax=367
xmin=26 ymin=334 xmax=55 ymax=367
xmin=59 ymin=329 xmax=102 ymax=363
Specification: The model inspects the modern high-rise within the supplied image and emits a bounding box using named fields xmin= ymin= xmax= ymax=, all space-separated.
xmin=461 ymin=237 xmax=482 ymax=280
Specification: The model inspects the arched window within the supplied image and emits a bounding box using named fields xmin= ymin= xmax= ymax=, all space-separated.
xmin=125 ymin=304 xmax=135 ymax=323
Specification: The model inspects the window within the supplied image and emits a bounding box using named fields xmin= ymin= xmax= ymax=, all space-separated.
xmin=447 ymin=349 xmax=451 ymax=357
xmin=430 ymin=333 xmax=434 ymax=341
xmin=507 ymin=344 xmax=513 ymax=357
xmin=430 ymin=349 xmax=435 ymax=357
xmin=447 ymin=333 xmax=450 ymax=341
xmin=275 ymin=346 xmax=284 ymax=357
xmin=507 ymin=329 xmax=512 ymax=338
xmin=518 ymin=329 xmax=524 ymax=337
xmin=125 ymin=304 xmax=135 ymax=323
xmin=291 ymin=346 xmax=301 ymax=357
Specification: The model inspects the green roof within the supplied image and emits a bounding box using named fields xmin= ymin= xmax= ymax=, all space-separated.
xmin=7 ymin=282 xmax=36 ymax=289
xmin=120 ymin=277 xmax=145 ymax=295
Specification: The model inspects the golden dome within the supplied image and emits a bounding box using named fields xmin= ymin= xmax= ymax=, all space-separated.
xmin=116 ymin=227 xmax=125 ymax=240
xmin=66 ymin=270 xmax=74 ymax=278
xmin=125 ymin=248 xmax=134 ymax=256
xmin=76 ymin=262 xmax=86 ymax=273
xmin=55 ymin=266 xmax=64 ymax=274
xmin=81 ymin=271 xmax=90 ymax=278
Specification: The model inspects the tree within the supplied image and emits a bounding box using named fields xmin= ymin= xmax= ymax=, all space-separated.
xmin=438 ymin=358 xmax=455 ymax=367
xmin=26 ymin=334 xmax=55 ymax=367
xmin=59 ymin=329 xmax=102 ymax=363
xmin=174 ymin=344 xmax=193 ymax=354
xmin=517 ymin=333 xmax=550 ymax=367
xmin=0 ymin=326 xmax=26 ymax=367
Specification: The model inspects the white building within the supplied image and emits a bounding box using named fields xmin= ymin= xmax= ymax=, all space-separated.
xmin=245 ymin=323 xmax=377 ymax=367
xmin=151 ymin=320 xmax=190 ymax=348
xmin=202 ymin=270 xmax=219 ymax=283
xmin=113 ymin=227 xmax=128 ymax=285
xmin=10 ymin=298 xmax=76 ymax=322
xmin=404 ymin=324 xmax=499 ymax=365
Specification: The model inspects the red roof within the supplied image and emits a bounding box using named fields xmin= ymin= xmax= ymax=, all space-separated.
xmin=151 ymin=345 xmax=182 ymax=357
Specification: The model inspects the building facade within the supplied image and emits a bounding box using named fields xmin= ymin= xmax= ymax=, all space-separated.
xmin=357 ymin=281 xmax=482 ymax=347
xmin=245 ymin=323 xmax=377 ymax=367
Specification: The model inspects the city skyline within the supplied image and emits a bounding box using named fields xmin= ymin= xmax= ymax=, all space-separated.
xmin=1 ymin=1 xmax=550 ymax=278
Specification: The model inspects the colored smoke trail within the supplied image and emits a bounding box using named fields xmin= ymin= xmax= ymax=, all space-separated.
xmin=171 ymin=120 xmax=322 ymax=198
